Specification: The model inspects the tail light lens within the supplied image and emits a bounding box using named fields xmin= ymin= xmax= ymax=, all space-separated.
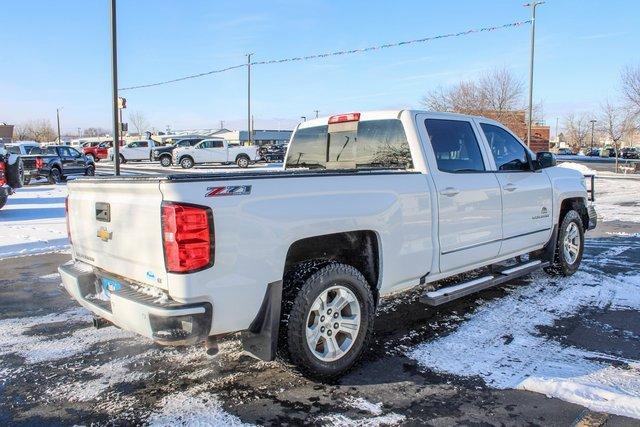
xmin=65 ymin=196 xmax=72 ymax=244
xmin=161 ymin=202 xmax=214 ymax=273
xmin=35 ymin=157 xmax=44 ymax=170
xmin=0 ymin=162 xmax=6 ymax=186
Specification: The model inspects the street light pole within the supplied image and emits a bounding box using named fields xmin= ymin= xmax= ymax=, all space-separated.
xmin=56 ymin=107 xmax=62 ymax=144
xmin=590 ymin=119 xmax=597 ymax=152
xmin=110 ymin=0 xmax=120 ymax=175
xmin=247 ymin=53 xmax=253 ymax=145
xmin=525 ymin=1 xmax=544 ymax=148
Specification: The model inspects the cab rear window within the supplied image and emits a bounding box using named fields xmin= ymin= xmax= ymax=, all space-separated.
xmin=285 ymin=119 xmax=413 ymax=170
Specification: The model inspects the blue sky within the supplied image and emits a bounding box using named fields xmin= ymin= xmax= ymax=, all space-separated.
xmin=0 ymin=0 xmax=637 ymax=134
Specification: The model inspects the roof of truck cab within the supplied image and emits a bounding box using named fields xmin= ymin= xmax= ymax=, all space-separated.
xmin=296 ymin=110 xmax=487 ymax=130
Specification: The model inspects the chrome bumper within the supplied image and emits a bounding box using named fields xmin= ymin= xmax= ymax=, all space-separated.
xmin=59 ymin=261 xmax=211 ymax=345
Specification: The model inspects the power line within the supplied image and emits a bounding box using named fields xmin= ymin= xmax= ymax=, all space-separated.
xmin=119 ymin=20 xmax=531 ymax=91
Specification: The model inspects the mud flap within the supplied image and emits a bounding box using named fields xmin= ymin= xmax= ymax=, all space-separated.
xmin=541 ymin=225 xmax=559 ymax=263
xmin=240 ymin=280 xmax=282 ymax=361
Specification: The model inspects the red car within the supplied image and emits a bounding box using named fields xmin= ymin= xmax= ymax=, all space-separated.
xmin=82 ymin=141 xmax=116 ymax=162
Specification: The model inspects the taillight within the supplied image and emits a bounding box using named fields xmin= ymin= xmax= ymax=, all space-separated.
xmin=65 ymin=196 xmax=72 ymax=244
xmin=0 ymin=162 xmax=6 ymax=186
xmin=161 ymin=202 xmax=214 ymax=273
xmin=328 ymin=112 xmax=360 ymax=124
xmin=35 ymin=157 xmax=44 ymax=170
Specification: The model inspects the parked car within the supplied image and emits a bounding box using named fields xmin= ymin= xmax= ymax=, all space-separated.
xmin=22 ymin=146 xmax=95 ymax=184
xmin=151 ymin=137 xmax=204 ymax=167
xmin=4 ymin=141 xmax=41 ymax=156
xmin=0 ymin=144 xmax=24 ymax=209
xmin=108 ymin=140 xmax=157 ymax=163
xmin=259 ymin=143 xmax=288 ymax=163
xmin=83 ymin=141 xmax=115 ymax=162
xmin=600 ymin=147 xmax=617 ymax=158
xmin=585 ymin=148 xmax=600 ymax=157
xmin=60 ymin=110 xmax=596 ymax=380
xmin=173 ymin=138 xmax=261 ymax=168
xmin=620 ymin=147 xmax=639 ymax=159
xmin=556 ymin=148 xmax=574 ymax=156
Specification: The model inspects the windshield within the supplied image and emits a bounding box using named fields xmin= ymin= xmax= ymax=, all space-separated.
xmin=285 ymin=119 xmax=413 ymax=170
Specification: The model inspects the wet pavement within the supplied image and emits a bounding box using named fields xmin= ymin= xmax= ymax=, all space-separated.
xmin=1 ymin=222 xmax=639 ymax=426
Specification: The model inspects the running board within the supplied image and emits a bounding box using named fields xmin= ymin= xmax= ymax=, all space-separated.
xmin=420 ymin=260 xmax=549 ymax=306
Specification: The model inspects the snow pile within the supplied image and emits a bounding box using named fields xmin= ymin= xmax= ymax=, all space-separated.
xmin=314 ymin=397 xmax=405 ymax=426
xmin=345 ymin=397 xmax=384 ymax=416
xmin=408 ymin=247 xmax=640 ymax=419
xmin=558 ymin=161 xmax=598 ymax=176
xmin=146 ymin=391 xmax=250 ymax=427
xmin=0 ymin=184 xmax=69 ymax=258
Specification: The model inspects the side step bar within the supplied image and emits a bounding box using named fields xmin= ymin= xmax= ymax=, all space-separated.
xmin=420 ymin=260 xmax=549 ymax=306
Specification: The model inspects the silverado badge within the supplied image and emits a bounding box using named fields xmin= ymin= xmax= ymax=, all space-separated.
xmin=97 ymin=227 xmax=113 ymax=242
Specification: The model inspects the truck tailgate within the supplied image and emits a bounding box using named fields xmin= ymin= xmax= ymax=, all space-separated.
xmin=67 ymin=179 xmax=168 ymax=289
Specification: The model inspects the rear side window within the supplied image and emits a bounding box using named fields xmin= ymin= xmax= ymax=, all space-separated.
xmin=285 ymin=120 xmax=412 ymax=170
xmin=480 ymin=123 xmax=530 ymax=172
xmin=6 ymin=146 xmax=20 ymax=154
xmin=424 ymin=119 xmax=485 ymax=173
xmin=212 ymin=140 xmax=224 ymax=148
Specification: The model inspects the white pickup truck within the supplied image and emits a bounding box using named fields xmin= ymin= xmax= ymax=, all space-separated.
xmin=108 ymin=139 xmax=158 ymax=163
xmin=173 ymin=138 xmax=261 ymax=168
xmin=59 ymin=110 xmax=596 ymax=379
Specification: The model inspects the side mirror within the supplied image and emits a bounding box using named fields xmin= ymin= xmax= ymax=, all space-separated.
xmin=535 ymin=151 xmax=556 ymax=169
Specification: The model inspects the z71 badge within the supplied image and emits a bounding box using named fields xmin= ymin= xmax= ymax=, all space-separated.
xmin=205 ymin=185 xmax=252 ymax=197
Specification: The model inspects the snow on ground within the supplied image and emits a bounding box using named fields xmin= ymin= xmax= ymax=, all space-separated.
xmin=594 ymin=176 xmax=640 ymax=223
xmin=408 ymin=247 xmax=640 ymax=419
xmin=558 ymin=161 xmax=598 ymax=176
xmin=0 ymin=184 xmax=69 ymax=258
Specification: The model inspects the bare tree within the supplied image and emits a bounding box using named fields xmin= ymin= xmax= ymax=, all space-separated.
xmin=599 ymin=100 xmax=636 ymax=173
xmin=421 ymin=67 xmax=524 ymax=114
xmin=128 ymin=111 xmax=150 ymax=136
xmin=563 ymin=113 xmax=591 ymax=151
xmin=13 ymin=120 xmax=56 ymax=142
xmin=621 ymin=64 xmax=640 ymax=115
xmin=83 ymin=127 xmax=109 ymax=137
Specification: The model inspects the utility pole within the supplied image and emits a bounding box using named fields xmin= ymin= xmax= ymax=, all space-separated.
xmin=590 ymin=119 xmax=597 ymax=152
xmin=110 ymin=0 xmax=120 ymax=175
xmin=56 ymin=107 xmax=62 ymax=144
xmin=524 ymin=1 xmax=544 ymax=148
xmin=77 ymin=127 xmax=81 ymax=138
xmin=314 ymin=110 xmax=319 ymax=118
xmin=220 ymin=120 xmax=224 ymax=129
xmin=247 ymin=53 xmax=253 ymax=145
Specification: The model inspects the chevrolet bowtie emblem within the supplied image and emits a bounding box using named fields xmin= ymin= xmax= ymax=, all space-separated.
xmin=97 ymin=227 xmax=113 ymax=242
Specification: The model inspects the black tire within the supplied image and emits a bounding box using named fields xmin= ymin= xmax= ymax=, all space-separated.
xmin=545 ymin=210 xmax=584 ymax=277
xmin=282 ymin=262 xmax=375 ymax=380
xmin=236 ymin=155 xmax=250 ymax=168
xmin=23 ymin=176 xmax=31 ymax=186
xmin=119 ymin=154 xmax=127 ymax=164
xmin=85 ymin=165 xmax=95 ymax=176
xmin=160 ymin=155 xmax=172 ymax=167
xmin=180 ymin=156 xmax=194 ymax=169
xmin=48 ymin=167 xmax=62 ymax=184
xmin=0 ymin=193 xmax=6 ymax=210
xmin=6 ymin=156 xmax=24 ymax=188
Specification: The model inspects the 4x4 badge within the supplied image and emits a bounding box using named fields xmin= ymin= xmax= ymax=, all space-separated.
xmin=97 ymin=227 xmax=113 ymax=242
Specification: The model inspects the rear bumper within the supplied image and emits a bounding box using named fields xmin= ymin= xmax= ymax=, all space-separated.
xmin=59 ymin=261 xmax=212 ymax=345
xmin=587 ymin=203 xmax=597 ymax=230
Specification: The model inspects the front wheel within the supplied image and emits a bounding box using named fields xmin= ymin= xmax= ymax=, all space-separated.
xmin=85 ymin=165 xmax=95 ymax=176
xmin=180 ymin=157 xmax=194 ymax=169
xmin=118 ymin=154 xmax=126 ymax=164
xmin=283 ymin=262 xmax=375 ymax=380
xmin=159 ymin=156 xmax=172 ymax=167
xmin=23 ymin=176 xmax=31 ymax=186
xmin=545 ymin=210 xmax=584 ymax=277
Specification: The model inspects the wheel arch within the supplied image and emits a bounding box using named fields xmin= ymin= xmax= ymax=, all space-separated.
xmin=282 ymin=230 xmax=381 ymax=300
xmin=559 ymin=197 xmax=589 ymax=230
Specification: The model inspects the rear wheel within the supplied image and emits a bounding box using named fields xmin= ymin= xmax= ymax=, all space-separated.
xmin=180 ymin=156 xmax=194 ymax=169
xmin=119 ymin=154 xmax=126 ymax=164
xmin=282 ymin=262 xmax=375 ymax=380
xmin=23 ymin=176 xmax=31 ymax=185
xmin=160 ymin=155 xmax=172 ymax=167
xmin=236 ymin=156 xmax=249 ymax=168
xmin=48 ymin=167 xmax=62 ymax=184
xmin=545 ymin=210 xmax=584 ymax=277
xmin=0 ymin=193 xmax=6 ymax=210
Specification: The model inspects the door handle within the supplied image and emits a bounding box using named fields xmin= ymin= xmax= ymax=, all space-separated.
xmin=440 ymin=187 xmax=460 ymax=197
xmin=503 ymin=183 xmax=517 ymax=192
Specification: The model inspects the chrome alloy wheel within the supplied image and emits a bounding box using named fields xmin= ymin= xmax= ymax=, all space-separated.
xmin=563 ymin=222 xmax=581 ymax=265
xmin=305 ymin=285 xmax=361 ymax=362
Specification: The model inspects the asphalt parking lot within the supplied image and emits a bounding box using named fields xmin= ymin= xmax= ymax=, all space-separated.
xmin=0 ymin=216 xmax=638 ymax=426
